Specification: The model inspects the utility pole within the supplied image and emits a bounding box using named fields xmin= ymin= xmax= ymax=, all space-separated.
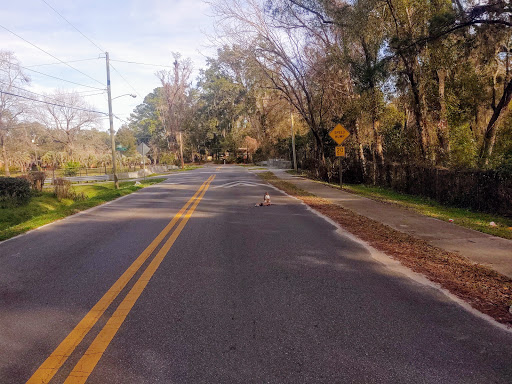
xmin=105 ymin=51 xmax=119 ymax=189
xmin=291 ymin=110 xmax=297 ymax=172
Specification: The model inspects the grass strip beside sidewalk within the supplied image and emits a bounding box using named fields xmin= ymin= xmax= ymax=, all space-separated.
xmin=0 ymin=179 xmax=165 ymax=242
xmin=260 ymin=171 xmax=512 ymax=327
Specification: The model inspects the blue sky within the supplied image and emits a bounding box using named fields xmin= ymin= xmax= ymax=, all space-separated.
xmin=1 ymin=0 xmax=216 ymax=129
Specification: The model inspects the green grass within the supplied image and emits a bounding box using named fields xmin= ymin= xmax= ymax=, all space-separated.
xmin=175 ymin=165 xmax=202 ymax=172
xmin=0 ymin=178 xmax=165 ymax=241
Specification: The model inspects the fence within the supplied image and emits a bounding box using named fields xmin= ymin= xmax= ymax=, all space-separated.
xmin=300 ymin=159 xmax=512 ymax=217
xmin=362 ymin=163 xmax=512 ymax=216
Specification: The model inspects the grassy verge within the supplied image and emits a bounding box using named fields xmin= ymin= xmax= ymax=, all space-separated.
xmin=260 ymin=171 xmax=512 ymax=326
xmin=0 ymin=178 xmax=165 ymax=241
xmin=176 ymin=165 xmax=202 ymax=172
xmin=286 ymin=170 xmax=512 ymax=240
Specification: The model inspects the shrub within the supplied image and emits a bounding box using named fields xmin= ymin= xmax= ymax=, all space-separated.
xmin=159 ymin=152 xmax=176 ymax=165
xmin=64 ymin=161 xmax=81 ymax=176
xmin=54 ymin=178 xmax=73 ymax=200
xmin=0 ymin=177 xmax=32 ymax=207
xmin=18 ymin=171 xmax=46 ymax=191
xmin=53 ymin=178 xmax=87 ymax=201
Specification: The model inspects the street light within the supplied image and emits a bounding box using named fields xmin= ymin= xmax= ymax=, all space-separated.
xmin=112 ymin=94 xmax=136 ymax=100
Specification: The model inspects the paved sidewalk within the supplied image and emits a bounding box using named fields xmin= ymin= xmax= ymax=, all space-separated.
xmin=269 ymin=169 xmax=512 ymax=279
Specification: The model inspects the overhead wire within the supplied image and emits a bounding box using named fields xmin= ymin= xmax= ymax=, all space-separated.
xmin=0 ymin=81 xmax=104 ymax=105
xmin=109 ymin=63 xmax=144 ymax=99
xmin=110 ymin=59 xmax=173 ymax=68
xmin=40 ymin=0 xmax=143 ymax=119
xmin=0 ymin=23 xmax=105 ymax=86
xmin=26 ymin=58 xmax=100 ymax=68
xmin=4 ymin=1 xmax=143 ymax=127
xmin=15 ymin=65 xmax=105 ymax=90
xmin=0 ymin=90 xmax=108 ymax=115
xmin=40 ymin=0 xmax=105 ymax=52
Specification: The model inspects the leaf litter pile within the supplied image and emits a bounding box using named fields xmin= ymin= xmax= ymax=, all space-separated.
xmin=259 ymin=172 xmax=512 ymax=326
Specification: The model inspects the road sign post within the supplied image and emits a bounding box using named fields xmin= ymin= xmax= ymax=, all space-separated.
xmin=329 ymin=124 xmax=350 ymax=188
xmin=335 ymin=146 xmax=346 ymax=187
xmin=137 ymin=142 xmax=150 ymax=181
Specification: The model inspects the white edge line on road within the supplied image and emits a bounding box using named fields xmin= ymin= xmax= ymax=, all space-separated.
xmin=264 ymin=180 xmax=512 ymax=335
xmin=0 ymin=178 xmax=181 ymax=247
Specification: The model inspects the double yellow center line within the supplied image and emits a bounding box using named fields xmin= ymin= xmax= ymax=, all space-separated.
xmin=27 ymin=175 xmax=215 ymax=384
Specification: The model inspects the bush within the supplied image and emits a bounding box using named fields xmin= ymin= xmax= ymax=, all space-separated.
xmin=159 ymin=152 xmax=176 ymax=165
xmin=64 ymin=161 xmax=81 ymax=177
xmin=253 ymin=148 xmax=266 ymax=163
xmin=18 ymin=171 xmax=46 ymax=192
xmin=54 ymin=178 xmax=73 ymax=200
xmin=53 ymin=178 xmax=87 ymax=201
xmin=0 ymin=177 xmax=32 ymax=207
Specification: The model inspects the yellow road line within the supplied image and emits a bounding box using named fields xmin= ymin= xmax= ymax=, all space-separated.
xmin=63 ymin=175 xmax=215 ymax=384
xmin=26 ymin=176 xmax=213 ymax=384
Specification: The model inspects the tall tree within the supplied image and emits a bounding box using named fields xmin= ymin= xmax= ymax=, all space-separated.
xmin=156 ymin=53 xmax=194 ymax=167
xmin=35 ymin=91 xmax=100 ymax=159
xmin=0 ymin=51 xmax=30 ymax=175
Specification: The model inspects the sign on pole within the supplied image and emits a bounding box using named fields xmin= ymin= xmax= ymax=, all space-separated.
xmin=137 ymin=143 xmax=150 ymax=156
xmin=137 ymin=143 xmax=150 ymax=181
xmin=329 ymin=124 xmax=350 ymax=145
xmin=329 ymin=124 xmax=350 ymax=188
xmin=335 ymin=146 xmax=345 ymax=157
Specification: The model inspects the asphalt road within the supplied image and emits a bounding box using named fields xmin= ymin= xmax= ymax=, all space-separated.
xmin=1 ymin=165 xmax=512 ymax=383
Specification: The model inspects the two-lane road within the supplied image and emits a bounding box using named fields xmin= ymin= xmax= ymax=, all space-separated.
xmin=1 ymin=166 xmax=512 ymax=383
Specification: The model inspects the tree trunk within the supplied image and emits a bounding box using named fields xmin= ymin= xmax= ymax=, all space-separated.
xmin=404 ymin=60 xmax=429 ymax=161
xmin=353 ymin=118 xmax=366 ymax=180
xmin=373 ymin=119 xmax=384 ymax=166
xmin=479 ymin=77 xmax=512 ymax=167
xmin=1 ymin=133 xmax=10 ymax=176
xmin=436 ymin=68 xmax=450 ymax=163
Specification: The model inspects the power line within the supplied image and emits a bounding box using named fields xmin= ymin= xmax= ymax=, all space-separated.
xmin=109 ymin=63 xmax=143 ymax=99
xmin=26 ymin=58 xmax=100 ymax=68
xmin=58 ymin=89 xmax=107 ymax=95
xmin=41 ymin=0 xmax=104 ymax=52
xmin=16 ymin=65 xmax=105 ymax=90
xmin=0 ymin=22 xmax=104 ymax=86
xmin=110 ymin=59 xmax=173 ymax=68
xmin=0 ymin=90 xmax=108 ymax=115
xmin=0 ymin=81 xmax=106 ymax=102
xmin=0 ymin=81 xmax=81 ymax=105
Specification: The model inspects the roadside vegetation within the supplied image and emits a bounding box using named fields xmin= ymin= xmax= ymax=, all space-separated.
xmin=286 ymin=170 xmax=512 ymax=240
xmin=0 ymin=178 xmax=165 ymax=241
xmin=259 ymin=171 xmax=512 ymax=326
xmin=1 ymin=1 xmax=511 ymax=221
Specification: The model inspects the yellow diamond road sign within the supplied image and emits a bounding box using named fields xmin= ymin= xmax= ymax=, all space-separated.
xmin=335 ymin=146 xmax=345 ymax=157
xmin=329 ymin=124 xmax=350 ymax=145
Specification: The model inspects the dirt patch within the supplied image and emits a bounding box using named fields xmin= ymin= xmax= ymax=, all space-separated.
xmin=260 ymin=172 xmax=512 ymax=327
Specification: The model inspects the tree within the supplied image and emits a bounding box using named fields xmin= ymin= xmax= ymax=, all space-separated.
xmin=211 ymin=0 xmax=346 ymax=168
xmin=35 ymin=91 xmax=101 ymax=159
xmin=128 ymin=89 xmax=166 ymax=163
xmin=0 ymin=51 xmax=30 ymax=176
xmin=156 ymin=53 xmax=194 ymax=167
